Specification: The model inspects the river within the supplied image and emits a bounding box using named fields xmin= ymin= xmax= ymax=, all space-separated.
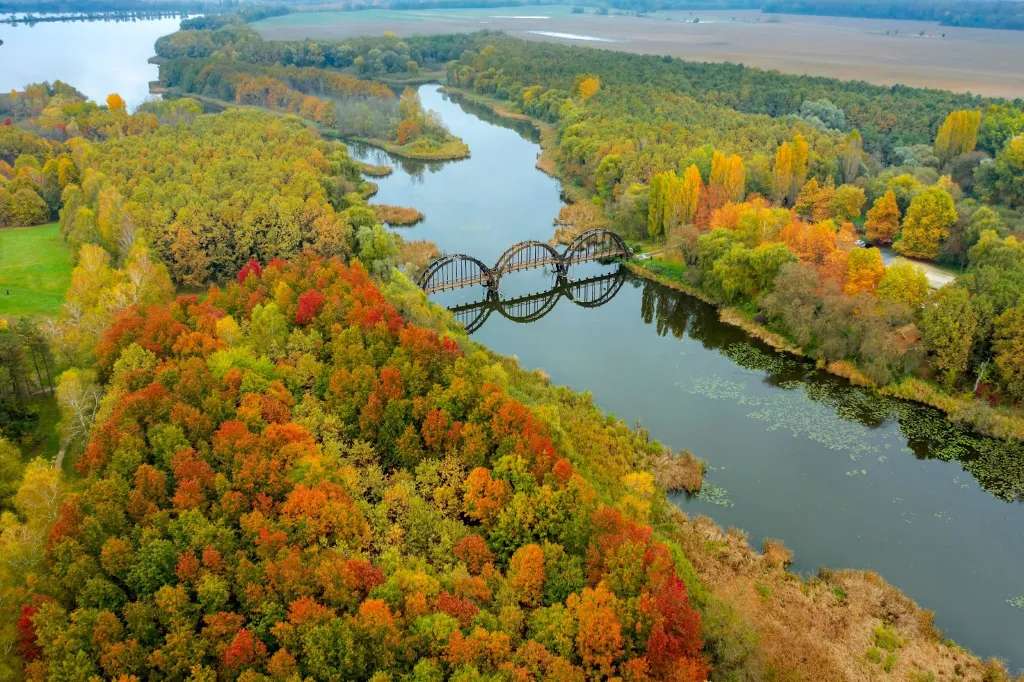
xmin=355 ymin=85 xmax=1024 ymax=670
xmin=4 ymin=16 xmax=1023 ymax=671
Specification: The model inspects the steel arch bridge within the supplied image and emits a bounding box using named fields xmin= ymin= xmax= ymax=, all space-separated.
xmin=417 ymin=229 xmax=630 ymax=295
xmin=445 ymin=267 xmax=627 ymax=334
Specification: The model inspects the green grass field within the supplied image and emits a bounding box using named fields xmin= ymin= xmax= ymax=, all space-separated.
xmin=0 ymin=222 xmax=72 ymax=317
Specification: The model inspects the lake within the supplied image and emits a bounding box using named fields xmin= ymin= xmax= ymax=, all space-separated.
xmin=4 ymin=14 xmax=1023 ymax=672
xmin=0 ymin=13 xmax=183 ymax=108
xmin=354 ymin=85 xmax=1024 ymax=671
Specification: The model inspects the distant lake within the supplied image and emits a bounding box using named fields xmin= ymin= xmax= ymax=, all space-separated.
xmin=0 ymin=13 xmax=184 ymax=108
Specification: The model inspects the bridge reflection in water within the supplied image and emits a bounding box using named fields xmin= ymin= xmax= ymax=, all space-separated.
xmin=416 ymin=229 xmax=631 ymax=334
xmin=444 ymin=266 xmax=626 ymax=334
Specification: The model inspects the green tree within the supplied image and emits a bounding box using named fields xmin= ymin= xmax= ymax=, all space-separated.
xmin=356 ymin=223 xmax=399 ymax=276
xmin=978 ymin=104 xmax=1024 ymax=154
xmin=877 ymin=261 xmax=929 ymax=309
xmin=830 ymin=184 xmax=866 ymax=222
xmin=920 ymin=286 xmax=978 ymax=389
xmin=0 ymin=438 xmax=23 ymax=511
xmin=993 ymin=305 xmax=1024 ymax=401
xmin=976 ymin=134 xmax=1024 ymax=208
xmin=595 ymin=154 xmax=624 ymax=202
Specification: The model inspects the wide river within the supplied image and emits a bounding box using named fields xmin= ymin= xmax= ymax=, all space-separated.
xmin=3 ymin=16 xmax=1023 ymax=671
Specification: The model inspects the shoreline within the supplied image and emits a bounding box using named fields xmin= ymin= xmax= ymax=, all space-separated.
xmin=442 ymin=83 xmax=1024 ymax=443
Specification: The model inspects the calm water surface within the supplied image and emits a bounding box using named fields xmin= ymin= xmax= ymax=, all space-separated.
xmin=0 ymin=14 xmax=182 ymax=108
xmin=355 ymin=84 xmax=1024 ymax=671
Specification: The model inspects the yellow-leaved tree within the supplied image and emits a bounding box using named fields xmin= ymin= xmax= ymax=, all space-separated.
xmin=894 ymin=186 xmax=957 ymax=260
xmin=105 ymin=92 xmax=126 ymax=114
xmin=576 ymin=75 xmax=601 ymax=102
xmin=934 ymin=109 xmax=981 ymax=164
xmin=679 ymin=164 xmax=703 ymax=225
xmin=865 ymin=190 xmax=901 ymax=244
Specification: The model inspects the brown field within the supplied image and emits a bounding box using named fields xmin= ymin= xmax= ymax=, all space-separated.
xmin=255 ymin=7 xmax=1024 ymax=99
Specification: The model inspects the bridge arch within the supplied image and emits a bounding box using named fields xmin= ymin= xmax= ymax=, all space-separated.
xmin=450 ymin=299 xmax=494 ymax=334
xmin=562 ymin=229 xmax=630 ymax=266
xmin=493 ymin=240 xmax=564 ymax=282
xmin=417 ymin=253 xmax=494 ymax=294
xmin=443 ymin=267 xmax=625 ymax=334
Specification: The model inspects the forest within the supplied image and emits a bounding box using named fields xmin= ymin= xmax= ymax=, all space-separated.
xmin=154 ymin=26 xmax=471 ymax=158
xmin=441 ymin=35 xmax=1024 ymax=437
xmin=760 ymin=0 xmax=1024 ymax=31
xmin=2 ymin=252 xmax=714 ymax=680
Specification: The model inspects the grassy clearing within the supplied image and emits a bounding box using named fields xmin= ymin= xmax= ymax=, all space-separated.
xmin=0 ymin=223 xmax=72 ymax=318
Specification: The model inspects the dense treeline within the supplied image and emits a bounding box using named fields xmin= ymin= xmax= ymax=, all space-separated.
xmin=446 ymin=34 xmax=1013 ymax=159
xmin=1 ymin=255 xmax=710 ymax=680
xmin=452 ymin=55 xmax=841 ymax=217
xmin=0 ymin=84 xmax=168 ymax=228
xmin=159 ymin=56 xmax=398 ymax=132
xmin=761 ymin=0 xmax=1024 ymax=31
xmin=57 ymin=109 xmax=367 ymax=286
xmin=0 ymin=319 xmax=55 ymax=442
xmin=155 ymin=26 xmax=474 ymax=77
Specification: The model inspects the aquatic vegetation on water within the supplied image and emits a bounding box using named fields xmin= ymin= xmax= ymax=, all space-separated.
xmin=695 ymin=482 xmax=735 ymax=507
xmin=1006 ymin=595 xmax=1024 ymax=610
xmin=685 ymin=372 xmax=880 ymax=459
xmin=693 ymin=345 xmax=1024 ymax=502
xmin=721 ymin=342 xmax=804 ymax=376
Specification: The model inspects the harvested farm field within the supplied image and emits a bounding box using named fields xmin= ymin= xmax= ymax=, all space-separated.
xmin=254 ymin=7 xmax=1024 ymax=99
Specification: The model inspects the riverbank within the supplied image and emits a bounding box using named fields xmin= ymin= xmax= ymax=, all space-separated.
xmin=445 ymin=84 xmax=1024 ymax=442
xmin=441 ymin=86 xmax=561 ymax=177
xmin=628 ymin=256 xmax=1024 ymax=441
xmin=404 ymin=275 xmax=1014 ymax=680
